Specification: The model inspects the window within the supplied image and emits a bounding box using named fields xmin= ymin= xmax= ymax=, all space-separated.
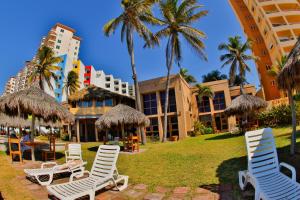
xmin=114 ymin=81 xmax=119 ymax=85
xmin=104 ymin=99 xmax=113 ymax=106
xmin=75 ymin=47 xmax=78 ymax=50
xmin=56 ymin=45 xmax=60 ymax=49
xmin=160 ymin=89 xmax=177 ymax=113
xmin=122 ymin=89 xmax=126 ymax=94
xmin=266 ymin=65 xmax=271 ymax=70
xmin=57 ymin=39 xmax=61 ymax=43
xmin=213 ymin=91 xmax=226 ymax=110
xmin=115 ymin=87 xmax=119 ymax=91
xmin=165 ymin=115 xmax=179 ymax=137
xmin=74 ymin=65 xmax=78 ymax=69
xmin=197 ymin=96 xmax=211 ymax=113
xmin=143 ymin=93 xmax=157 ymax=115
xmin=122 ymin=84 xmax=126 ymax=88
xmin=105 ymin=83 xmax=110 ymax=88
xmin=79 ymin=101 xmax=93 ymax=107
xmin=71 ymin=102 xmax=76 ymax=108
xmin=74 ymin=52 xmax=77 ymax=56
xmin=146 ymin=118 xmax=159 ymax=138
xmin=106 ymin=77 xmax=111 ymax=81
xmin=60 ymin=29 xmax=64 ymax=33
xmin=271 ymin=80 xmax=275 ymax=86
xmin=95 ymin=100 xmax=104 ymax=107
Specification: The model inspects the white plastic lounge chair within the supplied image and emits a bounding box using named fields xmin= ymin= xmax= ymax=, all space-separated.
xmin=239 ymin=128 xmax=300 ymax=200
xmin=24 ymin=160 xmax=87 ymax=186
xmin=65 ymin=143 xmax=82 ymax=161
xmin=47 ymin=145 xmax=128 ymax=200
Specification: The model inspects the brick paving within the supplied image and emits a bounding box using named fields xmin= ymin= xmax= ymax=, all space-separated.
xmin=7 ymin=159 xmax=255 ymax=199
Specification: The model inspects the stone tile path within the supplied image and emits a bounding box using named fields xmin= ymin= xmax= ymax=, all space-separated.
xmin=8 ymin=159 xmax=255 ymax=199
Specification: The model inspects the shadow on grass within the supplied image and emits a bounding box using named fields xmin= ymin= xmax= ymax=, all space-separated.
xmin=205 ymin=133 xmax=242 ymax=141
xmin=212 ymin=143 xmax=300 ymax=199
xmin=87 ymin=146 xmax=98 ymax=152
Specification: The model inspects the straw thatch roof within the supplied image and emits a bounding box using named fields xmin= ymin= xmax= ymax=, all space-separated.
xmin=0 ymin=87 xmax=74 ymax=123
xmin=278 ymin=38 xmax=300 ymax=90
xmin=224 ymin=94 xmax=267 ymax=116
xmin=68 ymin=85 xmax=134 ymax=102
xmin=0 ymin=113 xmax=62 ymax=128
xmin=95 ymin=104 xmax=150 ymax=129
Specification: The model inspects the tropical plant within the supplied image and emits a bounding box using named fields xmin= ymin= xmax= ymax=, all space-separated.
xmin=218 ymin=36 xmax=256 ymax=92
xmin=29 ymin=46 xmax=62 ymax=91
xmin=202 ymin=70 xmax=227 ymax=83
xmin=63 ymin=71 xmax=80 ymax=102
xmin=267 ymin=55 xmax=287 ymax=77
xmin=103 ymin=0 xmax=159 ymax=144
xmin=150 ymin=0 xmax=207 ymax=142
xmin=232 ymin=75 xmax=248 ymax=87
xmin=179 ymin=68 xmax=196 ymax=84
xmin=194 ymin=84 xmax=214 ymax=103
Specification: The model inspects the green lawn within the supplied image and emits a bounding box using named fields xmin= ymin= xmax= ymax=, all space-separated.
xmin=57 ymin=126 xmax=300 ymax=191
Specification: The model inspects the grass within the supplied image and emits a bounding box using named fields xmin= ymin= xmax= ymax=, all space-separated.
xmin=1 ymin=126 xmax=300 ymax=199
xmin=56 ymin=126 xmax=300 ymax=191
xmin=0 ymin=155 xmax=34 ymax=200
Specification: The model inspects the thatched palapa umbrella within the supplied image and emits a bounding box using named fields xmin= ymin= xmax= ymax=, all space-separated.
xmin=95 ymin=104 xmax=150 ymax=139
xmin=0 ymin=87 xmax=74 ymax=160
xmin=277 ymin=38 xmax=300 ymax=155
xmin=224 ymin=94 xmax=267 ymax=133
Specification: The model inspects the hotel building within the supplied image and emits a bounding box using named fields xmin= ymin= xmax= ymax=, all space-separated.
xmin=139 ymin=75 xmax=256 ymax=140
xmin=229 ymin=0 xmax=300 ymax=100
xmin=3 ymin=77 xmax=16 ymax=95
xmin=67 ymin=74 xmax=256 ymax=142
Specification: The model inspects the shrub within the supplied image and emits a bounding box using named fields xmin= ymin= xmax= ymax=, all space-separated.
xmin=191 ymin=121 xmax=213 ymax=136
xmin=258 ymin=104 xmax=300 ymax=127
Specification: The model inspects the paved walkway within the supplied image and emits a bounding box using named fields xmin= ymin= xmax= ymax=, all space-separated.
xmin=10 ymin=160 xmax=254 ymax=200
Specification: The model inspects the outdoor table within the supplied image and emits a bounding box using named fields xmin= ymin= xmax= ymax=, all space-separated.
xmin=24 ymin=141 xmax=46 ymax=161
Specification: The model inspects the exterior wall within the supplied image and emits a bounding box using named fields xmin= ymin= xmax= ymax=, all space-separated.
xmin=229 ymin=0 xmax=300 ymax=101
xmin=139 ymin=75 xmax=257 ymax=140
xmin=3 ymin=77 xmax=16 ymax=95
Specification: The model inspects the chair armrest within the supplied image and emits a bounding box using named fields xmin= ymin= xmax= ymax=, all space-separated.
xmin=280 ymin=162 xmax=296 ymax=182
xmin=41 ymin=162 xmax=57 ymax=168
xmin=69 ymin=169 xmax=90 ymax=182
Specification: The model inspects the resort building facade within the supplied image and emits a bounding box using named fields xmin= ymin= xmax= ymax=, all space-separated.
xmin=139 ymin=75 xmax=256 ymax=140
xmin=3 ymin=77 xmax=16 ymax=95
xmin=229 ymin=0 xmax=300 ymax=101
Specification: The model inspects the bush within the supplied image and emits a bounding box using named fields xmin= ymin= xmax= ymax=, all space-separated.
xmin=258 ymin=104 xmax=300 ymax=127
xmin=191 ymin=121 xmax=213 ymax=136
xmin=60 ymin=132 xmax=69 ymax=141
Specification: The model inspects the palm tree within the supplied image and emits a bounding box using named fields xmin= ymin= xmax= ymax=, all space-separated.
xmin=218 ymin=36 xmax=256 ymax=93
xmin=179 ymin=68 xmax=196 ymax=84
xmin=268 ymin=55 xmax=298 ymax=154
xmin=63 ymin=71 xmax=80 ymax=102
xmin=194 ymin=84 xmax=214 ymax=102
xmin=232 ymin=75 xmax=248 ymax=87
xmin=103 ymin=0 xmax=159 ymax=145
xmin=202 ymin=70 xmax=227 ymax=83
xmin=150 ymin=0 xmax=207 ymax=142
xmin=29 ymin=46 xmax=62 ymax=91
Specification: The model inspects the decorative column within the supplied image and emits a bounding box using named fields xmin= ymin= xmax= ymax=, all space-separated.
xmin=76 ymin=119 xmax=80 ymax=143
xmin=95 ymin=122 xmax=99 ymax=142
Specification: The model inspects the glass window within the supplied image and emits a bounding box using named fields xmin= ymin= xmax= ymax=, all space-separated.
xmin=71 ymin=102 xmax=76 ymax=108
xmin=95 ymin=100 xmax=104 ymax=107
xmin=165 ymin=115 xmax=179 ymax=137
xmin=104 ymin=99 xmax=113 ymax=106
xmin=160 ymin=89 xmax=177 ymax=113
xmin=146 ymin=118 xmax=159 ymax=137
xmin=56 ymin=45 xmax=60 ymax=49
xmin=143 ymin=93 xmax=157 ymax=115
xmin=60 ymin=29 xmax=64 ymax=33
xmin=213 ymin=91 xmax=226 ymax=110
xmin=79 ymin=101 xmax=92 ymax=107
xmin=57 ymin=39 xmax=61 ymax=43
xmin=197 ymin=96 xmax=211 ymax=113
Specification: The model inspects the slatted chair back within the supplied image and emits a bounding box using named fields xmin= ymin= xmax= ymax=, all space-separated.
xmin=245 ymin=128 xmax=279 ymax=178
xmin=9 ymin=138 xmax=22 ymax=162
xmin=90 ymin=145 xmax=120 ymax=179
xmin=68 ymin=143 xmax=82 ymax=159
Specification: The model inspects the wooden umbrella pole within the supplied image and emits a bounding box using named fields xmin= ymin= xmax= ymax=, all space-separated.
xmin=31 ymin=114 xmax=36 ymax=161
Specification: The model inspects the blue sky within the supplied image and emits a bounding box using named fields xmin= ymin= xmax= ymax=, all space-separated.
xmin=0 ymin=0 xmax=259 ymax=94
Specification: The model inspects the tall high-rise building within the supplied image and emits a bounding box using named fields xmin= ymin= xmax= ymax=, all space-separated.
xmin=3 ymin=77 xmax=16 ymax=96
xmin=83 ymin=65 xmax=132 ymax=96
xmin=228 ymin=0 xmax=300 ymax=100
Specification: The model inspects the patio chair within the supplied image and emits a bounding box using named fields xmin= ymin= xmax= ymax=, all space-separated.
xmin=9 ymin=138 xmax=22 ymax=163
xmin=239 ymin=128 xmax=300 ymax=200
xmin=24 ymin=159 xmax=87 ymax=186
xmin=41 ymin=135 xmax=55 ymax=161
xmin=65 ymin=143 xmax=82 ymax=161
xmin=47 ymin=145 xmax=129 ymax=200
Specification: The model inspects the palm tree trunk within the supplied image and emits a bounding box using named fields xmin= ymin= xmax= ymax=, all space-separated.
xmin=128 ymin=31 xmax=146 ymax=145
xmin=31 ymin=114 xmax=36 ymax=161
xmin=288 ymin=88 xmax=297 ymax=155
xmin=162 ymin=43 xmax=175 ymax=143
xmin=240 ymin=81 xmax=247 ymax=134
